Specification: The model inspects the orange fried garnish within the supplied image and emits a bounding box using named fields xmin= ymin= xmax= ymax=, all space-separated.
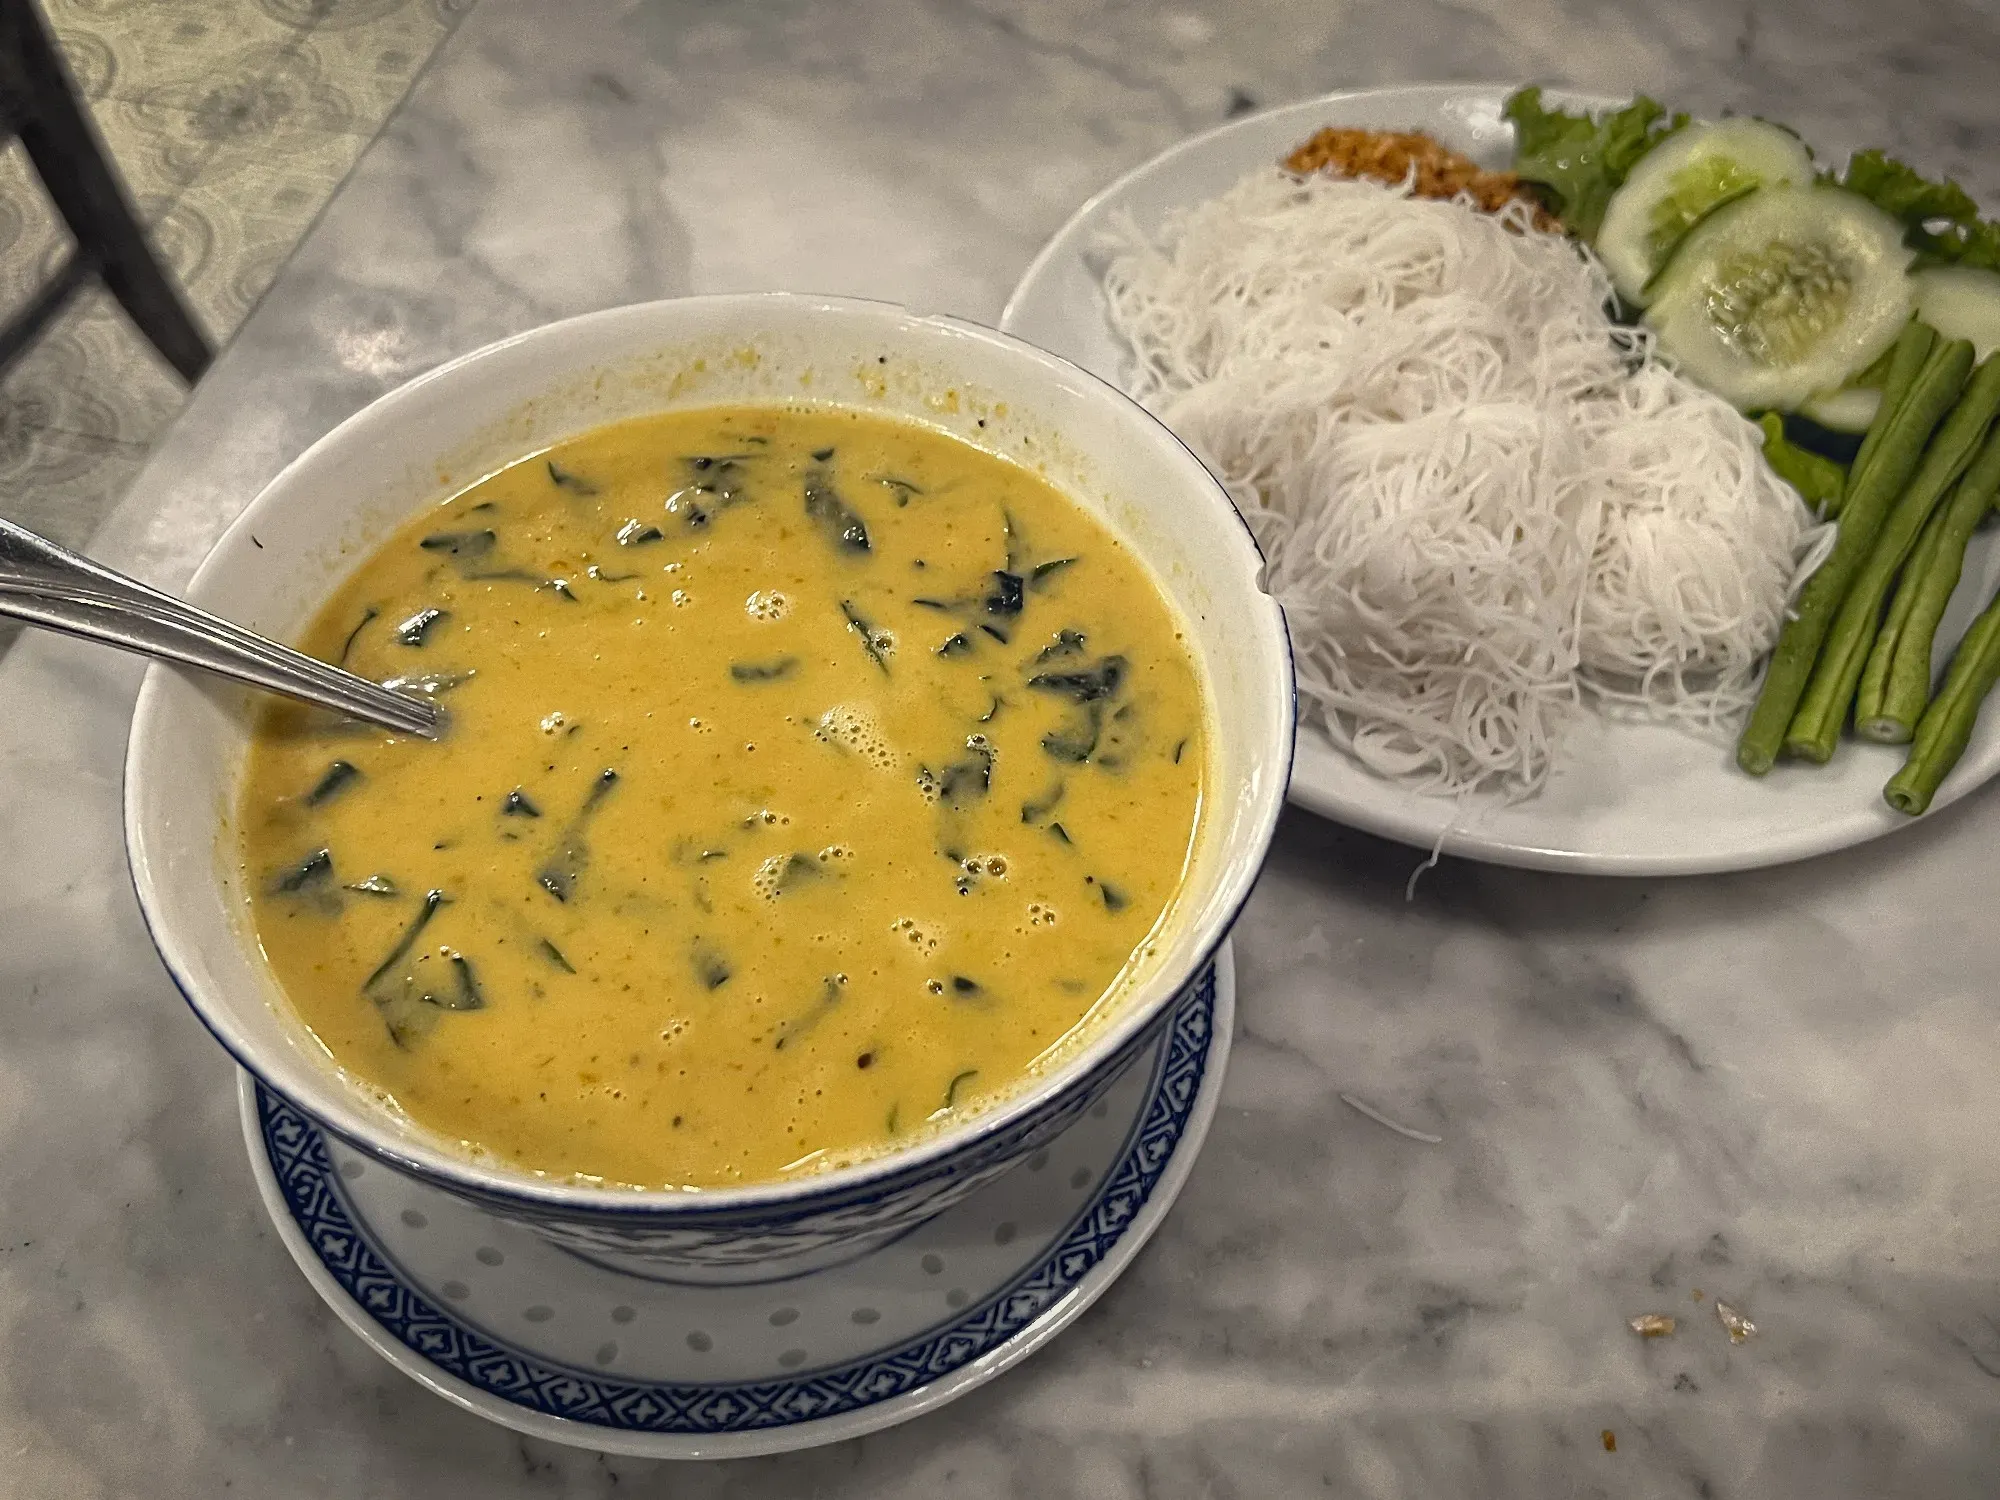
xmin=1283 ymin=126 xmax=1555 ymax=225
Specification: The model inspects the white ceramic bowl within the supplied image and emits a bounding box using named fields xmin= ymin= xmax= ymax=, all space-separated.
xmin=125 ymin=294 xmax=1293 ymax=1280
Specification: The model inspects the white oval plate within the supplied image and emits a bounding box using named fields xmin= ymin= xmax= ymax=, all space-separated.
xmin=241 ymin=947 xmax=1231 ymax=1459
xmin=1002 ymin=83 xmax=2000 ymax=875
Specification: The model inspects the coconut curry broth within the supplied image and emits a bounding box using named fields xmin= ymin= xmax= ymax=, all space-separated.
xmin=239 ymin=406 xmax=1207 ymax=1188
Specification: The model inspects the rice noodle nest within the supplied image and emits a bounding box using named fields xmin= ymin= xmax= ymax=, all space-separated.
xmin=1099 ymin=168 xmax=1830 ymax=796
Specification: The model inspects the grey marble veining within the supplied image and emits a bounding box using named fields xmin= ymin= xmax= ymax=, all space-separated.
xmin=6 ymin=0 xmax=2000 ymax=1495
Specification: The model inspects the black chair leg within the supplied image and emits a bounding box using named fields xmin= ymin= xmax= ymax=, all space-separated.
xmin=0 ymin=0 xmax=212 ymax=382
xmin=0 ymin=248 xmax=89 ymax=368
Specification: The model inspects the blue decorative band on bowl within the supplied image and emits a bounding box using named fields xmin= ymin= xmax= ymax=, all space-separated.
xmin=260 ymin=955 xmax=1215 ymax=1280
xmin=255 ymin=966 xmax=1215 ymax=1433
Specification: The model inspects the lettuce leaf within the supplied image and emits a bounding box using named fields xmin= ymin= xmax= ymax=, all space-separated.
xmin=1835 ymin=149 xmax=1978 ymax=227
xmin=1503 ymin=86 xmax=1687 ymax=241
xmin=1829 ymin=149 xmax=2000 ymax=269
xmin=1940 ymin=222 xmax=2000 ymax=272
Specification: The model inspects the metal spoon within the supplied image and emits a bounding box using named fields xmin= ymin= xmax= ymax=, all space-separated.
xmin=0 ymin=516 xmax=443 ymax=739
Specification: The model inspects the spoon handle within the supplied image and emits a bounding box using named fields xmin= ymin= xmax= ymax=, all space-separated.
xmin=0 ymin=517 xmax=442 ymax=740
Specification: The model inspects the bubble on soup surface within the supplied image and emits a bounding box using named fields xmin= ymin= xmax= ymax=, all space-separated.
xmin=751 ymin=851 xmax=834 ymax=901
xmin=891 ymin=916 xmax=941 ymax=956
xmin=746 ymin=589 xmax=790 ymax=621
xmin=815 ymin=704 xmax=897 ymax=771
xmin=1027 ymin=902 xmax=1059 ymax=928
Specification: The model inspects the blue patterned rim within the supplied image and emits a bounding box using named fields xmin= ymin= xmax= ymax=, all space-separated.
xmin=254 ymin=968 xmax=1215 ymax=1434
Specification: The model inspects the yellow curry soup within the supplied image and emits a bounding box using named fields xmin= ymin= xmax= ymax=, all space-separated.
xmin=240 ymin=405 xmax=1206 ymax=1188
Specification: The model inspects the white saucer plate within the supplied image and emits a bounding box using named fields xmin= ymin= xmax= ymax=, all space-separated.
xmin=241 ymin=944 xmax=1233 ymax=1459
xmin=1002 ymin=83 xmax=2000 ymax=875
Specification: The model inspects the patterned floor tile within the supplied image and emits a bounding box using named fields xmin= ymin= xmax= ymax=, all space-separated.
xmin=156 ymin=126 xmax=376 ymax=336
xmin=0 ymin=0 xmax=460 ymax=567
xmin=0 ymin=288 xmax=186 ymax=448
xmin=0 ymin=95 xmax=211 ymax=307
xmin=0 ymin=145 xmax=72 ymax=323
xmin=0 ymin=419 xmax=149 ymax=551
xmin=42 ymin=0 xmax=302 ymax=107
xmin=78 ymin=95 xmax=218 ymax=205
xmin=274 ymin=0 xmax=462 ymax=129
xmin=0 ymin=96 xmax=215 ymax=446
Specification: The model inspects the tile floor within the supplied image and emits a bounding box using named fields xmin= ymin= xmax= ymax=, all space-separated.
xmin=0 ymin=0 xmax=470 ymax=554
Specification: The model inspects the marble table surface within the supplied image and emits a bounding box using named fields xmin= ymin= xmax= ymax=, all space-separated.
xmin=8 ymin=0 xmax=2000 ymax=1494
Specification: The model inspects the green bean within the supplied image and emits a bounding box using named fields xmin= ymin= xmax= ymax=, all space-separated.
xmin=1758 ymin=414 xmax=1847 ymax=516
xmin=1737 ymin=331 xmax=1972 ymax=774
xmin=1856 ymin=423 xmax=2000 ymax=741
xmin=1854 ymin=500 xmax=1955 ymax=738
xmin=1883 ymin=589 xmax=2000 ymax=815
xmin=1785 ymin=346 xmax=1996 ymax=762
xmin=1850 ymin=321 xmax=1936 ymax=489
xmin=1847 ymin=334 xmax=1903 ymax=393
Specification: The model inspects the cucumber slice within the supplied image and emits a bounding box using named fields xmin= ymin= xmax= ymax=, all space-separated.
xmin=1800 ymin=384 xmax=1883 ymax=432
xmin=1644 ymin=185 xmax=1915 ymax=411
xmin=1598 ymin=118 xmax=1814 ymax=306
xmin=1636 ymin=184 xmax=1758 ymax=299
xmin=1913 ymin=267 xmax=2000 ymax=361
